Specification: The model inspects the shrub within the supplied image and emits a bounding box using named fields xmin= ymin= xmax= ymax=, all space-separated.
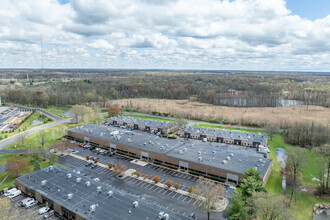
xmin=86 ymin=155 xmax=90 ymax=160
xmin=131 ymin=171 xmax=135 ymax=176
xmin=108 ymin=162 xmax=113 ymax=169
xmin=94 ymin=158 xmax=98 ymax=163
xmin=144 ymin=174 xmax=148 ymax=180
xmin=174 ymin=183 xmax=180 ymax=190
xmin=148 ymin=175 xmax=152 ymax=181
xmin=165 ymin=179 xmax=172 ymax=188
xmin=188 ymin=186 xmax=194 ymax=194
xmin=136 ymin=171 xmax=142 ymax=177
xmin=193 ymin=188 xmax=201 ymax=195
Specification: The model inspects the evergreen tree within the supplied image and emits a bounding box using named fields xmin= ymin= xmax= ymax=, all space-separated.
xmin=34 ymin=161 xmax=41 ymax=171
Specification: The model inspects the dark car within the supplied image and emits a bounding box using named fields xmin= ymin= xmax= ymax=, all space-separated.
xmin=91 ymin=164 xmax=98 ymax=169
xmin=102 ymin=151 xmax=109 ymax=156
xmin=85 ymin=162 xmax=92 ymax=167
xmin=189 ymin=213 xmax=197 ymax=219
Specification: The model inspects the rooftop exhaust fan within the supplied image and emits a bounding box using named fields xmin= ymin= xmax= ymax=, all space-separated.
xmin=49 ymin=166 xmax=54 ymax=171
xmin=133 ymin=201 xmax=138 ymax=208
xmin=67 ymin=173 xmax=72 ymax=179
xmin=90 ymin=204 xmax=98 ymax=212
xmin=198 ymin=151 xmax=201 ymax=155
xmin=41 ymin=180 xmax=47 ymax=186
xmin=226 ymin=156 xmax=231 ymax=160
xmin=76 ymin=178 xmax=81 ymax=183
xmin=198 ymin=157 xmax=202 ymax=161
xmin=67 ymin=193 xmax=73 ymax=200
xmin=222 ymin=160 xmax=227 ymax=164
xmin=85 ymin=181 xmax=90 ymax=187
xmin=213 ymin=150 xmax=216 ymax=154
xmin=179 ymin=150 xmax=183 ymax=155
xmin=107 ymin=191 xmax=113 ymax=197
xmin=230 ymin=153 xmax=234 ymax=157
xmin=96 ymin=186 xmax=102 ymax=193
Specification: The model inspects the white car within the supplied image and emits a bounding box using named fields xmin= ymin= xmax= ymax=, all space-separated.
xmin=25 ymin=200 xmax=38 ymax=209
xmin=7 ymin=190 xmax=21 ymax=199
xmin=19 ymin=198 xmax=35 ymax=207
xmin=4 ymin=188 xmax=17 ymax=197
xmin=93 ymin=178 xmax=100 ymax=182
xmin=38 ymin=206 xmax=50 ymax=215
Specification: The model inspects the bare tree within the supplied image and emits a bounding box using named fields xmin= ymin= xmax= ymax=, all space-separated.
xmin=38 ymin=130 xmax=47 ymax=147
xmin=313 ymin=144 xmax=330 ymax=194
xmin=17 ymin=132 xmax=27 ymax=148
xmin=194 ymin=177 xmax=225 ymax=220
xmin=286 ymin=148 xmax=307 ymax=205
xmin=264 ymin=123 xmax=279 ymax=141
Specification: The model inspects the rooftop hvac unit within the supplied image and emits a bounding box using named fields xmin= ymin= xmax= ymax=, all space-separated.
xmin=199 ymin=157 xmax=202 ymax=161
xmin=41 ymin=180 xmax=47 ymax=186
xmin=85 ymin=181 xmax=90 ymax=187
xmin=96 ymin=186 xmax=102 ymax=193
xmin=258 ymin=159 xmax=263 ymax=162
xmin=226 ymin=156 xmax=231 ymax=160
xmin=184 ymin=148 xmax=187 ymax=152
xmin=49 ymin=166 xmax=54 ymax=171
xmin=90 ymin=204 xmax=98 ymax=212
xmin=67 ymin=173 xmax=72 ymax=179
xmin=133 ymin=201 xmax=138 ymax=208
xmin=67 ymin=193 xmax=73 ymax=200
xmin=158 ymin=212 xmax=169 ymax=220
xmin=76 ymin=178 xmax=81 ymax=183
xmin=230 ymin=153 xmax=234 ymax=157
xmin=179 ymin=150 xmax=183 ymax=155
xmin=107 ymin=191 xmax=113 ymax=197
xmin=202 ymin=138 xmax=207 ymax=142
xmin=213 ymin=150 xmax=216 ymax=154
xmin=222 ymin=160 xmax=227 ymax=164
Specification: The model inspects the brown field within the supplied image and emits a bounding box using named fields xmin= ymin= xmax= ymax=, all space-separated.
xmin=108 ymin=98 xmax=330 ymax=127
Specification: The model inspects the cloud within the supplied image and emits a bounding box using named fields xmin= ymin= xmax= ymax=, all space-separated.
xmin=0 ymin=0 xmax=329 ymax=70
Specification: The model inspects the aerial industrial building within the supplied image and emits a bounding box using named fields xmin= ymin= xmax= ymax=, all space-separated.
xmin=15 ymin=165 xmax=187 ymax=220
xmin=181 ymin=126 xmax=269 ymax=147
xmin=105 ymin=116 xmax=180 ymax=134
xmin=67 ymin=124 xmax=272 ymax=184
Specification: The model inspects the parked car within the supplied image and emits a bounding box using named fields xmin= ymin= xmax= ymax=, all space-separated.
xmin=85 ymin=162 xmax=93 ymax=167
xmin=102 ymin=150 xmax=109 ymax=156
xmin=43 ymin=210 xmax=55 ymax=219
xmin=19 ymin=198 xmax=34 ymax=207
xmin=72 ymin=150 xmax=79 ymax=154
xmin=4 ymin=188 xmax=17 ymax=197
xmin=7 ymin=190 xmax=21 ymax=199
xmin=91 ymin=164 xmax=98 ymax=169
xmin=93 ymin=178 xmax=100 ymax=182
xmin=189 ymin=213 xmax=197 ymax=219
xmin=38 ymin=206 xmax=50 ymax=215
xmin=25 ymin=200 xmax=38 ymax=209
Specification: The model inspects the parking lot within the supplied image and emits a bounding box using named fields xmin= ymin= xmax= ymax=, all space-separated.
xmin=5 ymin=193 xmax=63 ymax=219
xmin=58 ymin=147 xmax=230 ymax=220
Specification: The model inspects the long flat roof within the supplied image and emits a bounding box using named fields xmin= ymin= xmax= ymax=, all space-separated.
xmin=106 ymin=116 xmax=177 ymax=129
xmin=16 ymin=165 xmax=187 ymax=220
xmin=68 ymin=124 xmax=272 ymax=177
xmin=184 ymin=126 xmax=269 ymax=143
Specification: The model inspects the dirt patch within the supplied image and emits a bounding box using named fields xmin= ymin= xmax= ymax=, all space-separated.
xmin=108 ymin=98 xmax=330 ymax=127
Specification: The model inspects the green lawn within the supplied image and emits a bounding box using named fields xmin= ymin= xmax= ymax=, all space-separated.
xmin=43 ymin=106 xmax=71 ymax=119
xmin=0 ymin=111 xmax=53 ymax=141
xmin=0 ymin=153 xmax=70 ymax=190
xmin=123 ymin=114 xmax=178 ymax=123
xmin=265 ymin=134 xmax=328 ymax=219
xmin=193 ymin=123 xmax=265 ymax=134
xmin=4 ymin=123 xmax=83 ymax=150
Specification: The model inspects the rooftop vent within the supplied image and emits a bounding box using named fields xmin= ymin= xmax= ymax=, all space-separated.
xmin=230 ymin=153 xmax=234 ymax=157
xmin=67 ymin=193 xmax=73 ymax=200
xmin=85 ymin=181 xmax=90 ymax=187
xmin=222 ymin=160 xmax=227 ymax=164
xmin=198 ymin=151 xmax=201 ymax=155
xmin=76 ymin=178 xmax=81 ymax=183
xmin=133 ymin=201 xmax=138 ymax=208
xmin=49 ymin=166 xmax=54 ymax=171
xmin=159 ymin=212 xmax=169 ymax=220
xmin=67 ymin=173 xmax=72 ymax=179
xmin=199 ymin=157 xmax=202 ymax=161
xmin=96 ymin=186 xmax=102 ymax=193
xmin=184 ymin=148 xmax=187 ymax=152
xmin=179 ymin=150 xmax=183 ymax=155
xmin=107 ymin=191 xmax=113 ymax=197
xmin=213 ymin=150 xmax=216 ymax=154
xmin=258 ymin=159 xmax=263 ymax=162
xmin=90 ymin=204 xmax=98 ymax=212
xmin=226 ymin=156 xmax=231 ymax=160
xmin=41 ymin=180 xmax=47 ymax=186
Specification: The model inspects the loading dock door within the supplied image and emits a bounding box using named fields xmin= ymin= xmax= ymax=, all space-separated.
xmin=217 ymin=137 xmax=223 ymax=143
xmin=184 ymin=132 xmax=191 ymax=138
xmin=226 ymin=173 xmax=239 ymax=185
xmin=110 ymin=144 xmax=116 ymax=152
xmin=84 ymin=137 xmax=90 ymax=143
xmin=141 ymin=151 xmax=149 ymax=161
xmin=234 ymin=139 xmax=241 ymax=145
xmin=179 ymin=161 xmax=189 ymax=171
xmin=134 ymin=124 xmax=138 ymax=129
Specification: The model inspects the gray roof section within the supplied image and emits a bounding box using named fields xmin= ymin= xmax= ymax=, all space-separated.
xmin=69 ymin=124 xmax=272 ymax=177
xmin=107 ymin=116 xmax=177 ymax=129
xmin=16 ymin=165 xmax=188 ymax=220
xmin=184 ymin=126 xmax=269 ymax=143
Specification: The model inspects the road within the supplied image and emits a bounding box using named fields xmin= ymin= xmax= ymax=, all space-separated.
xmin=11 ymin=104 xmax=62 ymax=121
xmin=0 ymin=118 xmax=71 ymax=150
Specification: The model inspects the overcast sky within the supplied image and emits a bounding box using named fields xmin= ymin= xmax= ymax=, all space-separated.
xmin=1 ymin=0 xmax=330 ymax=71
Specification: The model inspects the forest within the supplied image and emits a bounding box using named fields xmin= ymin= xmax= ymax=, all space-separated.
xmin=0 ymin=70 xmax=329 ymax=108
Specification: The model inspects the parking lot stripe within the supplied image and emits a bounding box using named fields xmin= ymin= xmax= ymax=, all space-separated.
xmin=198 ymin=201 xmax=203 ymax=207
xmin=192 ymin=199 xmax=199 ymax=206
xmin=140 ymin=182 xmax=148 ymax=187
xmin=186 ymin=198 xmax=193 ymax=203
xmin=182 ymin=196 xmax=188 ymax=202
xmin=158 ymin=188 xmax=164 ymax=193
xmin=162 ymin=189 xmax=168 ymax=195
xmin=153 ymin=186 xmax=160 ymax=191
xmin=167 ymin=191 xmax=174 ymax=196
xmin=176 ymin=194 xmax=183 ymax=200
